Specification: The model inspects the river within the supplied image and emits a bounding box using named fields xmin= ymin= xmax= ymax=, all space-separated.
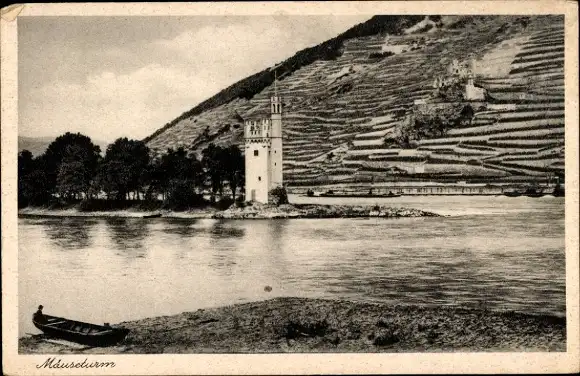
xmin=18 ymin=195 xmax=565 ymax=336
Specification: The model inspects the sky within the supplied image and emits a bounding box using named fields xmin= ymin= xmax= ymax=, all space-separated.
xmin=18 ymin=15 xmax=370 ymax=143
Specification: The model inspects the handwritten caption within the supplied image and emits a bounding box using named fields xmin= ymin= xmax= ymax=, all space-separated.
xmin=37 ymin=357 xmax=116 ymax=369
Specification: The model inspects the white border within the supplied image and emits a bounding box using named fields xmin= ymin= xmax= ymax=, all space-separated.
xmin=2 ymin=1 xmax=579 ymax=375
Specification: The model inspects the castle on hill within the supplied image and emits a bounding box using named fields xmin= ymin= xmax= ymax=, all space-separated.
xmin=243 ymin=86 xmax=283 ymax=204
xmin=431 ymin=58 xmax=486 ymax=101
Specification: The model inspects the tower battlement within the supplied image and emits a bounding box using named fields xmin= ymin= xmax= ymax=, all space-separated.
xmin=244 ymin=119 xmax=272 ymax=140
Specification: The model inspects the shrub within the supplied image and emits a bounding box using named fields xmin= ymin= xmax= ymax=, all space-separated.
xmin=215 ymin=197 xmax=235 ymax=210
xmin=165 ymin=182 xmax=207 ymax=210
xmin=306 ymin=189 xmax=315 ymax=197
xmin=235 ymin=194 xmax=246 ymax=207
xmin=269 ymin=186 xmax=289 ymax=206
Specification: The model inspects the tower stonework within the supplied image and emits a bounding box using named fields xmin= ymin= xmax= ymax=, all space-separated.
xmin=244 ymin=92 xmax=283 ymax=204
xmin=270 ymin=95 xmax=283 ymax=189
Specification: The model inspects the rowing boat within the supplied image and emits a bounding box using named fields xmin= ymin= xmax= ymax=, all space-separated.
xmin=33 ymin=314 xmax=130 ymax=347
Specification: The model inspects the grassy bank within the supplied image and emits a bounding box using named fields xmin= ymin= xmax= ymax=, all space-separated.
xmin=19 ymin=297 xmax=565 ymax=354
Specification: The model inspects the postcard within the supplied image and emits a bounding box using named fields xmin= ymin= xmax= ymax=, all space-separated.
xmin=2 ymin=1 xmax=578 ymax=374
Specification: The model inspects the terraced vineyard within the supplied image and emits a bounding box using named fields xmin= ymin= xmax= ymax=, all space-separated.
xmin=145 ymin=15 xmax=565 ymax=186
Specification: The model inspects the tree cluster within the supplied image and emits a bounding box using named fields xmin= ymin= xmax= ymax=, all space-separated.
xmin=18 ymin=132 xmax=244 ymax=210
xmin=390 ymin=104 xmax=474 ymax=148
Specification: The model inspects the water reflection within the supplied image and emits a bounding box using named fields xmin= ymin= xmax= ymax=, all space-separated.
xmin=267 ymin=219 xmax=288 ymax=249
xmin=209 ymin=221 xmax=243 ymax=275
xmin=262 ymin=220 xmax=291 ymax=284
xmin=105 ymin=218 xmax=149 ymax=251
xmin=162 ymin=218 xmax=199 ymax=237
xmin=43 ymin=218 xmax=94 ymax=250
xmin=210 ymin=221 xmax=245 ymax=238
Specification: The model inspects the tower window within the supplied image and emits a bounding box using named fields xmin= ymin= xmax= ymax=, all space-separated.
xmin=258 ymin=176 xmax=261 ymax=181
xmin=254 ymin=150 xmax=259 ymax=156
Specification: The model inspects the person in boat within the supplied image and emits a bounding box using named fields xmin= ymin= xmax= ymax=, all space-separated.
xmin=33 ymin=305 xmax=47 ymax=324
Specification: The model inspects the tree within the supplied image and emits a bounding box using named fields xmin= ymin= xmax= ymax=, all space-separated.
xmin=56 ymin=144 xmax=101 ymax=200
xmin=158 ymin=147 xmax=204 ymax=208
xmin=269 ymin=186 xmax=289 ymax=206
xmin=18 ymin=150 xmax=36 ymax=206
xmin=142 ymin=157 xmax=165 ymax=201
xmin=98 ymin=138 xmax=150 ymax=200
xmin=98 ymin=159 xmax=131 ymax=200
xmin=394 ymin=103 xmax=467 ymax=147
xmin=201 ymin=144 xmax=225 ymax=202
xmin=18 ymin=151 xmax=52 ymax=207
xmin=221 ymin=145 xmax=245 ymax=200
xmin=43 ymin=132 xmax=102 ymax=194
xmin=18 ymin=150 xmax=34 ymax=202
xmin=459 ymin=104 xmax=475 ymax=126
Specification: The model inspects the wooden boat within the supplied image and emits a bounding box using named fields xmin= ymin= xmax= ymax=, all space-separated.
xmin=503 ymin=191 xmax=522 ymax=197
xmin=143 ymin=213 xmax=162 ymax=218
xmin=33 ymin=314 xmax=130 ymax=347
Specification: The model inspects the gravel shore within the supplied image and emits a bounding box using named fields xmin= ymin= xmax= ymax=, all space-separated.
xmin=19 ymin=297 xmax=565 ymax=354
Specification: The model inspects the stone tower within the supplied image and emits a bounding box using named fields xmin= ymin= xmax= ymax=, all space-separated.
xmin=270 ymin=89 xmax=283 ymax=189
xmin=244 ymin=78 xmax=283 ymax=203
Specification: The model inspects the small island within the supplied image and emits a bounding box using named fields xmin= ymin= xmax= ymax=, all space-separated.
xmin=19 ymin=202 xmax=439 ymax=220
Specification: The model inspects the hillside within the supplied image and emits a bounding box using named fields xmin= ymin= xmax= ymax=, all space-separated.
xmin=18 ymin=136 xmax=56 ymax=157
xmin=19 ymin=136 xmax=109 ymax=157
xmin=145 ymin=15 xmax=565 ymax=187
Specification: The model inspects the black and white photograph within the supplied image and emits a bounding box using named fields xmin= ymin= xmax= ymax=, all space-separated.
xmin=2 ymin=1 xmax=579 ymax=375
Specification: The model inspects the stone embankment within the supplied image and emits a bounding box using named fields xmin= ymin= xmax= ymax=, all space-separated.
xmin=19 ymin=297 xmax=566 ymax=354
xmin=213 ymin=203 xmax=439 ymax=219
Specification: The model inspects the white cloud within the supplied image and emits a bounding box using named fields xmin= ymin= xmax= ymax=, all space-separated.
xmin=153 ymin=19 xmax=290 ymax=89
xmin=22 ymin=64 xmax=214 ymax=142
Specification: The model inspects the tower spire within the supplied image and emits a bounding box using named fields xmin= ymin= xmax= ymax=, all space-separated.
xmin=274 ymin=69 xmax=278 ymax=97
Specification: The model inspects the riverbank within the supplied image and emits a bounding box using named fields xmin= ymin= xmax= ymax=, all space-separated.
xmin=17 ymin=207 xmax=216 ymax=219
xmin=18 ymin=203 xmax=439 ymax=219
xmin=19 ymin=297 xmax=565 ymax=354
